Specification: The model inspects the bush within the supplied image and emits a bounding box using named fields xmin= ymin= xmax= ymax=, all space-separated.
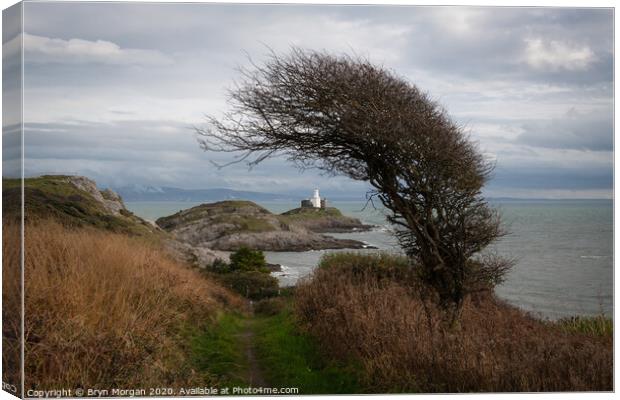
xmin=207 ymin=258 xmax=232 ymax=274
xmin=254 ymin=297 xmax=286 ymax=316
xmin=229 ymin=246 xmax=267 ymax=272
xmin=319 ymin=252 xmax=413 ymax=282
xmin=295 ymin=253 xmax=612 ymax=392
xmin=222 ymin=270 xmax=279 ymax=300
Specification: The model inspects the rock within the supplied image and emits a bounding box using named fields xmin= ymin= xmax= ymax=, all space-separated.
xmin=64 ymin=176 xmax=125 ymax=216
xmin=162 ymin=238 xmax=230 ymax=268
xmin=266 ymin=263 xmax=282 ymax=272
xmin=100 ymin=188 xmax=125 ymax=215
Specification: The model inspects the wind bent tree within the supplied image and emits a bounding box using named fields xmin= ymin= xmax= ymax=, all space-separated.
xmin=197 ymin=49 xmax=512 ymax=318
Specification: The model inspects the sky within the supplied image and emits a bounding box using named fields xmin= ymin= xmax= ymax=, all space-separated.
xmin=2 ymin=2 xmax=614 ymax=199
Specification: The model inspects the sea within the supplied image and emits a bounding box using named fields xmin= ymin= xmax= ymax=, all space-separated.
xmin=125 ymin=199 xmax=613 ymax=320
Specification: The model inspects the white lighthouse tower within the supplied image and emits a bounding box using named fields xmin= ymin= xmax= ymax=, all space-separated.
xmin=311 ymin=188 xmax=321 ymax=208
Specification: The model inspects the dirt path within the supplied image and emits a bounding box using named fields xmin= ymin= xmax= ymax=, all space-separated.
xmin=237 ymin=303 xmax=268 ymax=387
xmin=239 ymin=323 xmax=268 ymax=387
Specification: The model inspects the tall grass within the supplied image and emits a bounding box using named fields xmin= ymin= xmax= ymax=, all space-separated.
xmin=295 ymin=252 xmax=613 ymax=393
xmin=4 ymin=220 xmax=245 ymax=391
xmin=2 ymin=222 xmax=22 ymax=395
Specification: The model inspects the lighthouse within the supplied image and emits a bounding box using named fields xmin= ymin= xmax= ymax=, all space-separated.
xmin=311 ymin=188 xmax=321 ymax=208
xmin=300 ymin=188 xmax=326 ymax=209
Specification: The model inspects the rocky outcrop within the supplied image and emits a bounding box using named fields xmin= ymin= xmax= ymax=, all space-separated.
xmin=162 ymin=237 xmax=231 ymax=268
xmin=64 ymin=176 xmax=125 ymax=216
xmin=156 ymin=200 xmax=375 ymax=252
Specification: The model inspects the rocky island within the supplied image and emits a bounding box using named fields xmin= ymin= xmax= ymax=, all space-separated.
xmin=155 ymin=200 xmax=375 ymax=252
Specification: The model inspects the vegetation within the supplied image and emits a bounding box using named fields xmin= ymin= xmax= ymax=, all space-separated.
xmin=2 ymin=222 xmax=21 ymax=396
xmin=3 ymin=176 xmax=158 ymax=238
xmin=6 ymin=220 xmax=245 ymax=391
xmin=189 ymin=313 xmax=248 ymax=386
xmin=220 ymin=271 xmax=279 ymax=301
xmin=556 ymin=315 xmax=613 ymax=337
xmin=207 ymin=247 xmax=279 ymax=300
xmin=4 ymin=175 xmax=610 ymax=394
xmin=253 ymin=297 xmax=286 ymax=316
xmin=189 ymin=304 xmax=361 ymax=394
xmin=280 ymin=207 xmax=343 ymax=220
xmin=156 ymin=200 xmax=273 ymax=231
xmin=253 ymin=303 xmax=361 ymax=394
xmin=198 ymin=48 xmax=512 ymax=317
xmin=229 ymin=246 xmax=268 ymax=272
xmin=294 ymin=252 xmax=612 ymax=392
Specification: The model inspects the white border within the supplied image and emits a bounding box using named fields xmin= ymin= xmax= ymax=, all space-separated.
xmin=0 ymin=2 xmax=616 ymax=400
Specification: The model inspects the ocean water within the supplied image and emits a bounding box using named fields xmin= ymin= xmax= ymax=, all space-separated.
xmin=125 ymin=199 xmax=613 ymax=320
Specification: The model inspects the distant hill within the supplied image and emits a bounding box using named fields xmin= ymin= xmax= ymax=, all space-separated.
xmin=114 ymin=185 xmax=296 ymax=202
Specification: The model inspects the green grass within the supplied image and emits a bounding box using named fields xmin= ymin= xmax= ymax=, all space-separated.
xmin=189 ymin=313 xmax=249 ymax=386
xmin=280 ymin=207 xmax=343 ymax=221
xmin=189 ymin=301 xmax=362 ymax=393
xmin=253 ymin=307 xmax=361 ymax=394
xmin=556 ymin=315 xmax=613 ymax=337
xmin=237 ymin=216 xmax=276 ymax=232
xmin=156 ymin=201 xmax=275 ymax=231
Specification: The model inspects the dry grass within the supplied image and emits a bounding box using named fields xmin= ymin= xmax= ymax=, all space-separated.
xmin=3 ymin=220 xmax=246 ymax=391
xmin=3 ymin=222 xmax=22 ymax=395
xmin=295 ymin=252 xmax=613 ymax=393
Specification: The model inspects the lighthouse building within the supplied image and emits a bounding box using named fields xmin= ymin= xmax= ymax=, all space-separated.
xmin=301 ymin=188 xmax=326 ymax=209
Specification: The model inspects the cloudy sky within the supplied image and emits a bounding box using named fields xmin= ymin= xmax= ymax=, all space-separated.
xmin=2 ymin=2 xmax=614 ymax=198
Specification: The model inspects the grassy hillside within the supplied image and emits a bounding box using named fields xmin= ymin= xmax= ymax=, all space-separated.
xmin=280 ymin=206 xmax=343 ymax=219
xmin=3 ymin=220 xmax=246 ymax=391
xmin=3 ymin=176 xmax=158 ymax=237
xmin=156 ymin=200 xmax=277 ymax=233
xmin=280 ymin=206 xmax=373 ymax=233
xmin=2 ymin=176 xmax=251 ymax=391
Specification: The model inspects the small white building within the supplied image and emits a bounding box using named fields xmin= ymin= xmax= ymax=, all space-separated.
xmin=301 ymin=188 xmax=326 ymax=209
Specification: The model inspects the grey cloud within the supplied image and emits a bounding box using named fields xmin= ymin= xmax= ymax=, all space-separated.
xmin=515 ymin=109 xmax=613 ymax=151
xmin=21 ymin=120 xmax=370 ymax=196
xmin=9 ymin=3 xmax=614 ymax=198
xmin=23 ymin=33 xmax=174 ymax=66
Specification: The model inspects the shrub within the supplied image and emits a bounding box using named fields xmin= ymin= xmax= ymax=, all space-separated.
xmin=229 ymin=246 xmax=267 ymax=272
xmin=318 ymin=252 xmax=413 ymax=282
xmin=254 ymin=297 xmax=286 ymax=316
xmin=222 ymin=270 xmax=279 ymax=300
xmin=207 ymin=258 xmax=232 ymax=274
xmin=295 ymin=253 xmax=612 ymax=392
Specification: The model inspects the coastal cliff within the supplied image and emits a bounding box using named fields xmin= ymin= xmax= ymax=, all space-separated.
xmin=2 ymin=175 xmax=228 ymax=267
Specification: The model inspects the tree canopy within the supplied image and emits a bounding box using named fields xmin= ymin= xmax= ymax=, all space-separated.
xmin=198 ymin=49 xmax=511 ymax=316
